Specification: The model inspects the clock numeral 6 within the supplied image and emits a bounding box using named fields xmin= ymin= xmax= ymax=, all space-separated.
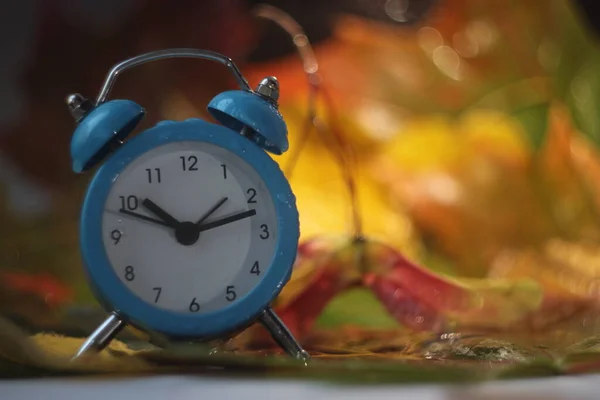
xmin=189 ymin=297 xmax=200 ymax=312
xmin=250 ymin=261 xmax=260 ymax=276
xmin=260 ymin=224 xmax=270 ymax=240
xmin=226 ymin=286 xmax=237 ymax=302
xmin=124 ymin=265 xmax=135 ymax=281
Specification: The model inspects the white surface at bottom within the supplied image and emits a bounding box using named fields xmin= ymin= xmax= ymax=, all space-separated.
xmin=2 ymin=375 xmax=600 ymax=400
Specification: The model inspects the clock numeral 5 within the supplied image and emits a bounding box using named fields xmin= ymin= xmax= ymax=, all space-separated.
xmin=189 ymin=297 xmax=200 ymax=312
xmin=226 ymin=286 xmax=237 ymax=302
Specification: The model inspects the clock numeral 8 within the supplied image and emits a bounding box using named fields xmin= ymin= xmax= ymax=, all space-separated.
xmin=124 ymin=265 xmax=135 ymax=281
xmin=226 ymin=286 xmax=237 ymax=302
xmin=189 ymin=297 xmax=200 ymax=312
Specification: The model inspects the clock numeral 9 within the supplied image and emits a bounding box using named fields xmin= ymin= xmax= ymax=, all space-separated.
xmin=146 ymin=168 xmax=161 ymax=183
xmin=250 ymin=261 xmax=260 ymax=276
xmin=119 ymin=195 xmax=138 ymax=211
xmin=189 ymin=297 xmax=200 ymax=312
xmin=180 ymin=155 xmax=198 ymax=171
xmin=111 ymin=229 xmax=122 ymax=244
xmin=124 ymin=265 xmax=135 ymax=281
xmin=226 ymin=286 xmax=237 ymax=302
xmin=247 ymin=188 xmax=257 ymax=204
xmin=260 ymin=224 xmax=270 ymax=240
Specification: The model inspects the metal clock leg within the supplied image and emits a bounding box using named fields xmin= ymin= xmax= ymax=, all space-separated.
xmin=72 ymin=313 xmax=125 ymax=360
xmin=258 ymin=307 xmax=310 ymax=363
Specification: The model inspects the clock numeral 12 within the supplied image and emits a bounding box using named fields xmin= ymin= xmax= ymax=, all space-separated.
xmin=145 ymin=168 xmax=161 ymax=183
xmin=180 ymin=155 xmax=198 ymax=171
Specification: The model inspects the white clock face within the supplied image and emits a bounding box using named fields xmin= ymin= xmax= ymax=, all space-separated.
xmin=101 ymin=141 xmax=278 ymax=314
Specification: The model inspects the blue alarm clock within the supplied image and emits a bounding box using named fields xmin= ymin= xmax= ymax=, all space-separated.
xmin=66 ymin=49 xmax=308 ymax=361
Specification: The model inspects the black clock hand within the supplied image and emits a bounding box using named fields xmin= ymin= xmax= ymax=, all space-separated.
xmin=118 ymin=209 xmax=171 ymax=227
xmin=197 ymin=209 xmax=256 ymax=232
xmin=195 ymin=197 xmax=228 ymax=226
xmin=142 ymin=199 xmax=181 ymax=228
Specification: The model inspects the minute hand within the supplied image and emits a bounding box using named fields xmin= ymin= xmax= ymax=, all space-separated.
xmin=197 ymin=209 xmax=257 ymax=233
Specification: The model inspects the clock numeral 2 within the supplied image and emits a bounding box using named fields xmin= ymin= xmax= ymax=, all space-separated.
xmin=251 ymin=261 xmax=260 ymax=276
xmin=226 ymin=286 xmax=237 ymax=302
xmin=247 ymin=188 xmax=257 ymax=203
xmin=119 ymin=195 xmax=138 ymax=211
xmin=124 ymin=265 xmax=135 ymax=281
xmin=146 ymin=168 xmax=161 ymax=183
xmin=180 ymin=155 xmax=198 ymax=171
xmin=153 ymin=287 xmax=162 ymax=303
xmin=260 ymin=224 xmax=270 ymax=239
xmin=189 ymin=297 xmax=200 ymax=312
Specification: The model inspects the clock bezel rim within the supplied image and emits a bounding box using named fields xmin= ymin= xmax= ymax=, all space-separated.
xmin=79 ymin=118 xmax=299 ymax=339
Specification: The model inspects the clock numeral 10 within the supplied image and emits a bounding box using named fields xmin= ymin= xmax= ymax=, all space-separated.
xmin=251 ymin=261 xmax=260 ymax=276
xmin=119 ymin=195 xmax=138 ymax=211
xmin=226 ymin=286 xmax=237 ymax=302
xmin=145 ymin=168 xmax=161 ymax=183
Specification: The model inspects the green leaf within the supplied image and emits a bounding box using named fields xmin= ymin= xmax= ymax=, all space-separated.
xmin=512 ymin=103 xmax=550 ymax=150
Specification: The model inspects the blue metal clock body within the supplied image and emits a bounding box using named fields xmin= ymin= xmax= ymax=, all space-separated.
xmin=78 ymin=118 xmax=299 ymax=339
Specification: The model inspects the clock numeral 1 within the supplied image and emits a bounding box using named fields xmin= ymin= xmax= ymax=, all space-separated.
xmin=247 ymin=188 xmax=257 ymax=203
xmin=153 ymin=287 xmax=162 ymax=303
xmin=226 ymin=286 xmax=237 ymax=302
xmin=119 ymin=195 xmax=138 ymax=211
xmin=250 ymin=261 xmax=260 ymax=276
xmin=221 ymin=164 xmax=227 ymax=179
xmin=189 ymin=297 xmax=200 ymax=312
xmin=146 ymin=168 xmax=161 ymax=183
xmin=124 ymin=265 xmax=135 ymax=281
xmin=260 ymin=224 xmax=270 ymax=240
xmin=180 ymin=155 xmax=198 ymax=171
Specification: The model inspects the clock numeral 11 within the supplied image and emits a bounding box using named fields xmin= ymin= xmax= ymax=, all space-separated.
xmin=145 ymin=168 xmax=161 ymax=183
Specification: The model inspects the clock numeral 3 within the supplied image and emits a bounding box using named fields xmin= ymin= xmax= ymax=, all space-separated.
xmin=145 ymin=168 xmax=161 ymax=183
xmin=189 ymin=297 xmax=200 ymax=312
xmin=226 ymin=286 xmax=237 ymax=302
xmin=119 ymin=195 xmax=138 ymax=211
xmin=180 ymin=155 xmax=198 ymax=171
xmin=247 ymin=188 xmax=257 ymax=204
xmin=260 ymin=224 xmax=270 ymax=240
xmin=250 ymin=261 xmax=260 ymax=276
xmin=153 ymin=287 xmax=162 ymax=303
xmin=124 ymin=265 xmax=135 ymax=281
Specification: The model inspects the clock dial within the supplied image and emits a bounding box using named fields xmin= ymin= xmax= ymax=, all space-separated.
xmin=101 ymin=141 xmax=278 ymax=313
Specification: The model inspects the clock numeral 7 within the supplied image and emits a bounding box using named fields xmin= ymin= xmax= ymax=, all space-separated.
xmin=145 ymin=168 xmax=161 ymax=183
xmin=152 ymin=287 xmax=162 ymax=303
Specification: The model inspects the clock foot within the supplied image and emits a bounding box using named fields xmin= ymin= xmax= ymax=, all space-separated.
xmin=71 ymin=313 xmax=125 ymax=360
xmin=258 ymin=307 xmax=310 ymax=363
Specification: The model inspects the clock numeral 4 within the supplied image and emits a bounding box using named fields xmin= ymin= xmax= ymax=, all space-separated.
xmin=226 ymin=286 xmax=237 ymax=302
xmin=153 ymin=287 xmax=162 ymax=303
xmin=146 ymin=168 xmax=161 ymax=183
xmin=124 ymin=265 xmax=135 ymax=281
xmin=189 ymin=297 xmax=200 ymax=312
xmin=250 ymin=261 xmax=260 ymax=276
xmin=180 ymin=155 xmax=198 ymax=171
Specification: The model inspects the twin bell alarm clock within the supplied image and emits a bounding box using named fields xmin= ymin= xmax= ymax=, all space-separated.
xmin=66 ymin=49 xmax=308 ymax=361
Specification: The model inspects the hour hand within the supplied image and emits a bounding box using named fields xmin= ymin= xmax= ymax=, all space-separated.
xmin=142 ymin=199 xmax=181 ymax=228
xmin=118 ymin=209 xmax=171 ymax=227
